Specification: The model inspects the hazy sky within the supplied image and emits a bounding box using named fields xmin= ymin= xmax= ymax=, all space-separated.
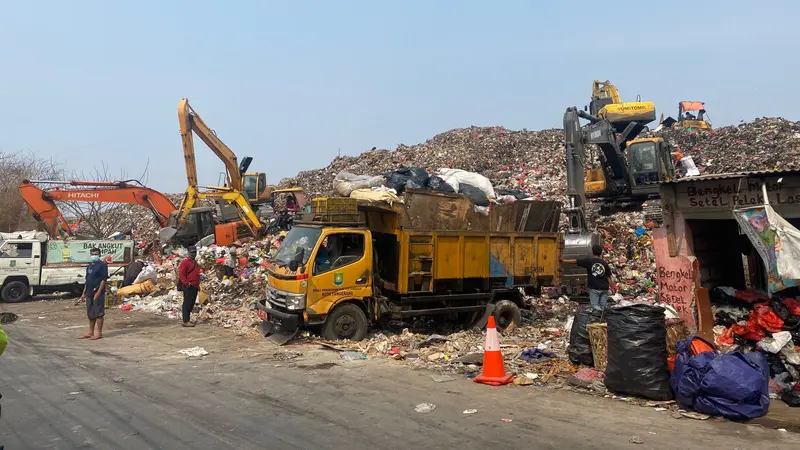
xmin=2 ymin=1 xmax=798 ymax=192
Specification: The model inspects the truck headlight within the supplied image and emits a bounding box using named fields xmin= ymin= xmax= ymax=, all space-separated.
xmin=285 ymin=293 xmax=306 ymax=311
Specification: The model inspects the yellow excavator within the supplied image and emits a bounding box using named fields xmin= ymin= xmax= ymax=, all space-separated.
xmin=160 ymin=99 xmax=267 ymax=246
xmin=660 ymin=101 xmax=712 ymax=130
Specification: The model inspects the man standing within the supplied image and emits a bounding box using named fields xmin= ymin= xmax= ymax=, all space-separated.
xmin=79 ymin=248 xmax=108 ymax=340
xmin=563 ymin=244 xmax=616 ymax=311
xmin=178 ymin=247 xmax=201 ymax=327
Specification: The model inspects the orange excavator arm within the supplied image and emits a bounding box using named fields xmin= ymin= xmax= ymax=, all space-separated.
xmin=19 ymin=180 xmax=178 ymax=238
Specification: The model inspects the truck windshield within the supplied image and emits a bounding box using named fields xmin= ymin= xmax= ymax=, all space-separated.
xmin=274 ymin=227 xmax=321 ymax=267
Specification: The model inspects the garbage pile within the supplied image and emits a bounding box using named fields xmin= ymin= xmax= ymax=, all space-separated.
xmin=709 ymin=287 xmax=800 ymax=408
xmin=320 ymin=296 xmax=578 ymax=383
xmin=650 ymin=117 xmax=800 ymax=174
xmin=116 ymin=238 xmax=280 ymax=334
xmin=282 ymin=119 xmax=800 ymax=200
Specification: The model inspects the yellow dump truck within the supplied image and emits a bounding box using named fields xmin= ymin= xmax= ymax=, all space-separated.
xmin=255 ymin=190 xmax=563 ymax=344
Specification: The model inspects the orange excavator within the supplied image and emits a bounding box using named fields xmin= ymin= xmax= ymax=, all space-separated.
xmin=18 ymin=179 xmax=217 ymax=246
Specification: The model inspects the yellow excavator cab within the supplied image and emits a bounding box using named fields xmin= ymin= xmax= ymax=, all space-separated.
xmin=242 ymin=172 xmax=268 ymax=202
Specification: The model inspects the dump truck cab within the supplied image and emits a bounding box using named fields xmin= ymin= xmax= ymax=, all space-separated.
xmin=261 ymin=222 xmax=374 ymax=343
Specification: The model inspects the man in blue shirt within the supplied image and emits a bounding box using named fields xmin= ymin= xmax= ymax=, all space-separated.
xmin=79 ymin=248 xmax=108 ymax=340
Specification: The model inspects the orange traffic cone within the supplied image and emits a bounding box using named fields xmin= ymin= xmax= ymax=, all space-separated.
xmin=473 ymin=316 xmax=514 ymax=386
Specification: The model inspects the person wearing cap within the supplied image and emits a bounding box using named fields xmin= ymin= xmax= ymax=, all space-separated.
xmin=178 ymin=247 xmax=201 ymax=327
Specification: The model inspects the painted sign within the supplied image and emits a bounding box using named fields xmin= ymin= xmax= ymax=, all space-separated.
xmin=45 ymin=240 xmax=132 ymax=265
xmin=677 ymin=177 xmax=800 ymax=210
xmin=653 ymin=228 xmax=698 ymax=330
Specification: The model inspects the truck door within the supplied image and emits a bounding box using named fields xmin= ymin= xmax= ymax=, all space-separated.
xmin=307 ymin=231 xmax=372 ymax=313
xmin=0 ymin=240 xmax=40 ymax=284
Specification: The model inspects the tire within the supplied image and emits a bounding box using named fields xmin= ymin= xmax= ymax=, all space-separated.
xmin=492 ymin=299 xmax=521 ymax=332
xmin=1 ymin=281 xmax=29 ymax=303
xmin=322 ymin=303 xmax=368 ymax=341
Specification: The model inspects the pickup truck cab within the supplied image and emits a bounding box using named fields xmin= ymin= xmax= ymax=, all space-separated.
xmin=0 ymin=235 xmax=132 ymax=303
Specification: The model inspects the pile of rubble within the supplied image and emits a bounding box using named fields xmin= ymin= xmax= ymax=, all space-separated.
xmin=281 ymin=118 xmax=800 ymax=200
xmin=650 ymin=117 xmax=800 ymax=174
xmin=120 ymin=238 xmax=276 ymax=334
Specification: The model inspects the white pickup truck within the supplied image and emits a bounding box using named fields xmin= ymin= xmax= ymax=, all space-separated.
xmin=0 ymin=233 xmax=133 ymax=303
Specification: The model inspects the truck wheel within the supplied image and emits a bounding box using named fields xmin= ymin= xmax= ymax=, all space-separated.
xmin=1 ymin=281 xmax=29 ymax=303
xmin=492 ymin=300 xmax=521 ymax=333
xmin=322 ymin=303 xmax=368 ymax=341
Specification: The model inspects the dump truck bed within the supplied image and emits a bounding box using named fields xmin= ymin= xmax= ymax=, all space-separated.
xmin=351 ymin=190 xmax=563 ymax=296
xmin=391 ymin=229 xmax=560 ymax=295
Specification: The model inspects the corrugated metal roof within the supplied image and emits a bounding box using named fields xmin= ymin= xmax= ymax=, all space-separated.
xmin=665 ymin=169 xmax=800 ymax=183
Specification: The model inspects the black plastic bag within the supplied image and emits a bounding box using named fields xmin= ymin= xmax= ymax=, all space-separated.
xmin=383 ymin=167 xmax=429 ymax=194
xmin=459 ymin=183 xmax=490 ymax=207
xmin=772 ymin=299 xmax=790 ymax=321
xmin=568 ymin=308 xmax=603 ymax=366
xmin=427 ymin=176 xmax=455 ymax=193
xmin=764 ymin=351 xmax=789 ymax=377
xmin=604 ymin=304 xmax=673 ymax=400
xmin=495 ymin=188 xmax=530 ymax=200
xmin=782 ymin=389 xmax=800 ymax=407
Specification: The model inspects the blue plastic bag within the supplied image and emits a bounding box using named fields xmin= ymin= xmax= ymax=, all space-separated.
xmin=671 ymin=337 xmax=770 ymax=421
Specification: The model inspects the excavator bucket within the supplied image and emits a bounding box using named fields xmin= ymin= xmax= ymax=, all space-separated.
xmin=158 ymin=226 xmax=178 ymax=244
xmin=660 ymin=116 xmax=678 ymax=128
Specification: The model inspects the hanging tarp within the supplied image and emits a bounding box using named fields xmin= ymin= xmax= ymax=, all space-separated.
xmin=734 ymin=205 xmax=800 ymax=293
xmin=766 ymin=207 xmax=800 ymax=280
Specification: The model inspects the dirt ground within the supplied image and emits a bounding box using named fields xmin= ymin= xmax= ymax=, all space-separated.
xmin=1 ymin=298 xmax=798 ymax=450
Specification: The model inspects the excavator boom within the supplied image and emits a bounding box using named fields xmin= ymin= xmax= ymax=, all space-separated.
xmin=19 ymin=180 xmax=178 ymax=238
xmin=178 ymin=98 xmax=249 ymax=192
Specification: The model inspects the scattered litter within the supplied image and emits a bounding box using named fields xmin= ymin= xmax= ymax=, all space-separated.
xmin=525 ymin=373 xmax=539 ymax=380
xmin=681 ymin=412 xmax=711 ymax=420
xmin=68 ymin=391 xmax=83 ymax=395
xmin=514 ymin=376 xmax=533 ymax=386
xmin=430 ymin=374 xmax=455 ymax=383
xmin=340 ymin=351 xmax=367 ymax=361
xmin=113 ymin=377 xmax=124 ymax=383
xmin=501 ymin=418 xmax=513 ymax=423
xmin=654 ymin=407 xmax=667 ymax=412
xmin=629 ymin=436 xmax=643 ymax=444
xmin=414 ymin=403 xmax=436 ymax=413
xmin=178 ymin=347 xmax=209 ymax=357
xmin=462 ymin=409 xmax=478 ymax=415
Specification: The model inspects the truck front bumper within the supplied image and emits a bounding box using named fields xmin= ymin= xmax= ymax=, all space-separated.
xmin=254 ymin=299 xmax=301 ymax=345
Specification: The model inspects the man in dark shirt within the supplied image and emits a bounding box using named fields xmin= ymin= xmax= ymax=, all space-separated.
xmin=563 ymin=244 xmax=616 ymax=311
xmin=79 ymin=248 xmax=109 ymax=340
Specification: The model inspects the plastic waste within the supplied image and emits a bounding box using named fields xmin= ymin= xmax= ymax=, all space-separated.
xmin=436 ymin=168 xmax=496 ymax=200
xmin=568 ymin=308 xmax=603 ymax=367
xmin=757 ymin=331 xmax=793 ymax=353
xmin=414 ymin=403 xmax=436 ymax=413
xmin=339 ymin=350 xmax=367 ymax=361
xmin=605 ymin=304 xmax=672 ymax=400
xmin=332 ymin=171 xmax=385 ymax=197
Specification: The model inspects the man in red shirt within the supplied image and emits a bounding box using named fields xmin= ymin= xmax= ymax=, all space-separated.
xmin=178 ymin=247 xmax=201 ymax=327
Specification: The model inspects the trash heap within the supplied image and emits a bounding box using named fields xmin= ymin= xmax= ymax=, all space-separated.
xmin=117 ymin=238 xmax=281 ymax=334
xmin=319 ymin=296 xmax=578 ymax=383
xmin=709 ymin=287 xmax=800 ymax=408
xmin=650 ymin=117 xmax=800 ymax=174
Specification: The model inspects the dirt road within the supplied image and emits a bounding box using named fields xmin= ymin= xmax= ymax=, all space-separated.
xmin=0 ymin=300 xmax=797 ymax=449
